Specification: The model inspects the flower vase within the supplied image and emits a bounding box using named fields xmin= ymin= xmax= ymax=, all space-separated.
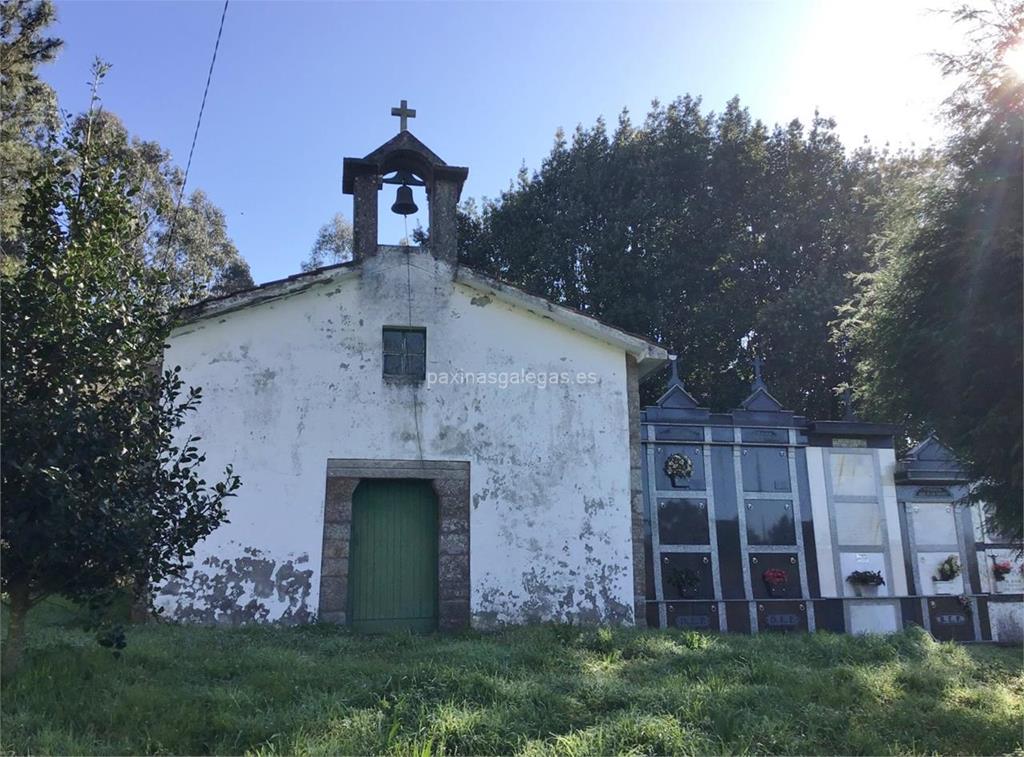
xmin=852 ymin=584 xmax=879 ymax=598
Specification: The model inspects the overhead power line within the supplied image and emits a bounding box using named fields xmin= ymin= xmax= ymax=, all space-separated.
xmin=164 ymin=0 xmax=230 ymax=257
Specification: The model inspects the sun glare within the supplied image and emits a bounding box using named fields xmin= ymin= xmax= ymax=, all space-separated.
xmin=1004 ymin=40 xmax=1024 ymax=79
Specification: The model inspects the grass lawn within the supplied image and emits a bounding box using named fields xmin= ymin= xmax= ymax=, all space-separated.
xmin=1 ymin=600 xmax=1022 ymax=755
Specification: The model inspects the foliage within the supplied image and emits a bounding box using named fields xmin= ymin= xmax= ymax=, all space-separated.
xmin=837 ymin=2 xmax=1024 ymax=542
xmin=0 ymin=610 xmax=1021 ymax=755
xmin=1 ymin=1 xmax=252 ymax=301
xmin=934 ymin=555 xmax=963 ymax=582
xmin=67 ymin=110 xmax=253 ymax=304
xmin=0 ymin=0 xmax=62 ymax=253
xmin=302 ymin=212 xmax=353 ymax=271
xmin=0 ymin=73 xmax=240 ymax=674
xmin=845 ymin=570 xmax=885 ymax=587
xmin=456 ymin=100 xmax=907 ymax=416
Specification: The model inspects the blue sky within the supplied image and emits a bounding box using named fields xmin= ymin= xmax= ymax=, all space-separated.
xmin=44 ymin=1 xmax=961 ymax=284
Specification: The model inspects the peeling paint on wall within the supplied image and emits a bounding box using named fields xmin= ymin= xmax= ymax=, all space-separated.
xmin=156 ymin=545 xmax=313 ymax=624
xmin=162 ymin=249 xmax=636 ymax=626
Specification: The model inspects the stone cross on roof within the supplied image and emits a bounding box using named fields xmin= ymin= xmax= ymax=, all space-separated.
xmin=752 ymin=354 xmax=766 ymax=391
xmin=391 ymin=99 xmax=416 ymax=132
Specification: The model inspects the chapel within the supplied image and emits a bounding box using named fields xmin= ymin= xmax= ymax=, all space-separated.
xmin=156 ymin=105 xmax=1022 ymax=641
xmin=157 ymin=105 xmax=665 ymax=631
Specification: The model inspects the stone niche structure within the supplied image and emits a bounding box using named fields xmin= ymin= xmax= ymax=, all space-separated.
xmin=318 ymin=459 xmax=470 ymax=630
xmin=640 ymin=359 xmax=1023 ymax=641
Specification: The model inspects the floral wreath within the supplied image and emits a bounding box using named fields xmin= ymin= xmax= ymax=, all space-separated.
xmin=664 ymin=453 xmax=694 ymax=482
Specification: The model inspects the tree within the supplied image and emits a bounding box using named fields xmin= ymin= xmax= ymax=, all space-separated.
xmin=1 ymin=0 xmax=252 ymax=300
xmin=301 ymin=212 xmax=353 ymax=271
xmin=0 ymin=0 xmax=62 ymax=254
xmin=458 ymin=98 xmax=899 ymax=416
xmin=838 ymin=3 xmax=1024 ymax=541
xmin=70 ymin=111 xmax=254 ymax=304
xmin=0 ymin=73 xmax=241 ymax=674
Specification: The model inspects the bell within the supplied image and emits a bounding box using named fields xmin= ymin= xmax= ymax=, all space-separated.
xmin=391 ymin=184 xmax=417 ymax=216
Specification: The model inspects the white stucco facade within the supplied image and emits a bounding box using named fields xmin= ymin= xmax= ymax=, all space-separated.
xmin=156 ymin=247 xmax=664 ymax=626
xmin=806 ymin=446 xmax=908 ymax=601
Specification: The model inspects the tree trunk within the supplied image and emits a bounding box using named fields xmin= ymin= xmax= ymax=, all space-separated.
xmin=2 ymin=581 xmax=31 ymax=677
xmin=129 ymin=573 xmax=151 ymax=624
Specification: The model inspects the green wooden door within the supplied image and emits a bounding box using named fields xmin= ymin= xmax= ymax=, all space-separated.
xmin=349 ymin=479 xmax=438 ymax=633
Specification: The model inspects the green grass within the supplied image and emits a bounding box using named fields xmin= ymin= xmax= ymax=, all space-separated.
xmin=2 ymin=602 xmax=1022 ymax=755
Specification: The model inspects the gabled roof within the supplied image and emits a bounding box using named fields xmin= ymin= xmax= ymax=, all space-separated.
xmin=364 ymin=130 xmax=446 ymax=167
xmin=904 ymin=434 xmax=958 ymax=462
xmin=175 ymin=259 xmax=360 ymax=323
xmin=173 ymin=252 xmax=668 ymax=377
xmin=740 ymin=385 xmax=786 ymax=413
xmin=895 ymin=434 xmax=970 ymax=484
xmin=655 ymin=358 xmax=704 ymax=410
xmin=342 ymin=130 xmax=468 ymax=195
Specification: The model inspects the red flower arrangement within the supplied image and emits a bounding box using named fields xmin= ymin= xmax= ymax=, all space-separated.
xmin=992 ymin=560 xmax=1012 ymax=582
xmin=762 ymin=568 xmax=788 ymax=587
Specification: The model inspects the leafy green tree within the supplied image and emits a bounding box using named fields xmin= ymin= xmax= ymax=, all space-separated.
xmin=71 ymin=111 xmax=253 ymax=304
xmin=301 ymin=212 xmax=353 ymax=271
xmin=459 ymin=98 xmax=898 ymax=416
xmin=0 ymin=0 xmax=61 ymax=254
xmin=838 ymin=3 xmax=1024 ymax=541
xmin=0 ymin=75 xmax=241 ymax=675
xmin=1 ymin=0 xmax=251 ymax=300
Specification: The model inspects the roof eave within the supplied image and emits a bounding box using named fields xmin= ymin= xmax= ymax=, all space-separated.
xmin=454 ymin=267 xmax=668 ymax=375
xmin=173 ymin=262 xmax=359 ymax=327
xmin=171 ymin=256 xmax=670 ymax=378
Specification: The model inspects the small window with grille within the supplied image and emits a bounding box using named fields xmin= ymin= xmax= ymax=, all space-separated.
xmin=382 ymin=327 xmax=426 ymax=381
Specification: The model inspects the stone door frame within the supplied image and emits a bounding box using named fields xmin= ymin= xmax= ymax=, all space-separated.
xmin=317 ymin=458 xmax=470 ymax=630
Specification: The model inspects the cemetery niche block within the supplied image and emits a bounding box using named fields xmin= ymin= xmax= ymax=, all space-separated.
xmin=757 ymin=600 xmax=808 ymax=632
xmin=655 ymin=444 xmax=706 ymax=491
xmin=919 ymin=552 xmax=965 ymax=596
xmin=641 ymin=359 xmax=1011 ymax=642
xmin=745 ymin=499 xmax=796 ymax=545
xmin=839 ymin=552 xmax=890 ymax=597
xmin=988 ymin=549 xmax=1024 ymax=594
xmin=666 ymin=601 xmax=720 ymax=631
xmin=848 ymin=601 xmax=900 ymax=635
xmin=750 ymin=553 xmax=801 ymax=599
xmin=661 ymin=553 xmax=714 ymax=600
xmin=909 ymin=502 xmax=959 ymax=545
xmin=829 ymin=452 xmax=877 ymax=497
xmin=741 ymin=447 xmax=791 ymax=492
xmin=927 ymin=597 xmax=976 ymax=642
xmin=833 ymin=499 xmax=885 ymax=546
xmin=658 ymin=498 xmax=710 ymax=545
